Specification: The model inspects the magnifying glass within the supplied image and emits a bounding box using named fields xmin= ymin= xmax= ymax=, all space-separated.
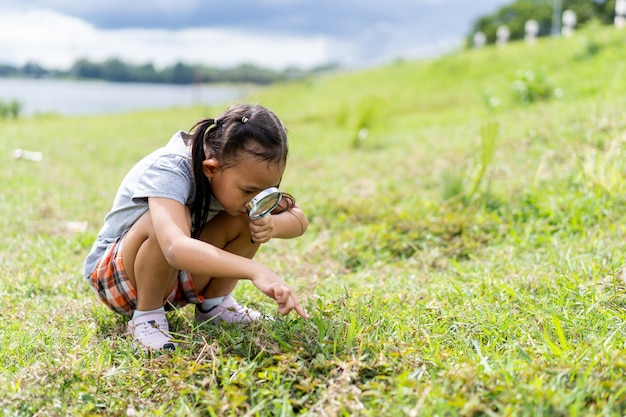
xmin=247 ymin=187 xmax=283 ymax=220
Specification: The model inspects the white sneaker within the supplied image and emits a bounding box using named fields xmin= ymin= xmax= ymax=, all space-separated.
xmin=195 ymin=295 xmax=262 ymax=325
xmin=127 ymin=312 xmax=177 ymax=351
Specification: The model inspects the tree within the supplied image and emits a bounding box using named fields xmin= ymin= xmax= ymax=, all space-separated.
xmin=71 ymin=58 xmax=102 ymax=79
xmin=0 ymin=64 xmax=20 ymax=77
xmin=101 ymin=58 xmax=131 ymax=82
xmin=468 ymin=0 xmax=619 ymax=46
xmin=0 ymin=58 xmax=330 ymax=85
xmin=21 ymin=61 xmax=48 ymax=78
xmin=168 ymin=62 xmax=196 ymax=84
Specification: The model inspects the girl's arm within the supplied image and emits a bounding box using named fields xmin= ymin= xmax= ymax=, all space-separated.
xmin=271 ymin=203 xmax=308 ymax=239
xmin=148 ymin=197 xmax=309 ymax=318
xmin=149 ymin=197 xmax=255 ymax=279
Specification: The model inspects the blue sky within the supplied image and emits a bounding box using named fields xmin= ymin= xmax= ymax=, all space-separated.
xmin=0 ymin=0 xmax=512 ymax=70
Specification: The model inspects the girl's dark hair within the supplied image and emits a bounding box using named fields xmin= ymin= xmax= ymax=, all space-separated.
xmin=189 ymin=103 xmax=295 ymax=237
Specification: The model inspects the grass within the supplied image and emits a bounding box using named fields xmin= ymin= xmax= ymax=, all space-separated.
xmin=1 ymin=24 xmax=626 ymax=416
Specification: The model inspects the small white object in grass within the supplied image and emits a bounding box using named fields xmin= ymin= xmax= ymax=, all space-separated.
xmin=64 ymin=221 xmax=88 ymax=234
xmin=357 ymin=128 xmax=369 ymax=141
xmin=12 ymin=149 xmax=43 ymax=162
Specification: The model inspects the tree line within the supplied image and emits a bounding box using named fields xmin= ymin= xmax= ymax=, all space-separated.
xmin=0 ymin=58 xmax=337 ymax=85
xmin=467 ymin=0 xmax=618 ymax=45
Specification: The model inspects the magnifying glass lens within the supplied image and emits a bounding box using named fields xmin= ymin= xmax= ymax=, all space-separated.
xmin=248 ymin=187 xmax=282 ymax=220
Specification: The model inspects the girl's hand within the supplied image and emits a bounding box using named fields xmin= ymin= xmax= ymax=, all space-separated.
xmin=249 ymin=214 xmax=274 ymax=243
xmin=251 ymin=266 xmax=310 ymax=319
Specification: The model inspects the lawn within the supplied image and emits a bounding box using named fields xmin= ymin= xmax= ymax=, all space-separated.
xmin=1 ymin=24 xmax=625 ymax=416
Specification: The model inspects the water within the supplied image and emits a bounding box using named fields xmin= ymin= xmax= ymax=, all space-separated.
xmin=0 ymin=78 xmax=252 ymax=116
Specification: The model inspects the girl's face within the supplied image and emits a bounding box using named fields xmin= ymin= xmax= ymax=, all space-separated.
xmin=203 ymin=153 xmax=285 ymax=217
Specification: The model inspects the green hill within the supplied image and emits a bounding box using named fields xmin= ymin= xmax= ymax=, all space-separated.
xmin=1 ymin=24 xmax=625 ymax=416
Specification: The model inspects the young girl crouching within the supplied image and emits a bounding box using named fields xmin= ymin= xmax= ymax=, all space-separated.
xmin=83 ymin=103 xmax=310 ymax=351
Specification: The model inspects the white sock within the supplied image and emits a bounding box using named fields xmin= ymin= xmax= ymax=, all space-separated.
xmin=199 ymin=296 xmax=225 ymax=312
xmin=132 ymin=307 xmax=165 ymax=319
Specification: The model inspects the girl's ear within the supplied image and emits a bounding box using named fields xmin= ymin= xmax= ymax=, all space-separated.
xmin=202 ymin=158 xmax=220 ymax=179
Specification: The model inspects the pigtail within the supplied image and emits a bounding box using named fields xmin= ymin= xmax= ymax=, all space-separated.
xmin=190 ymin=118 xmax=219 ymax=237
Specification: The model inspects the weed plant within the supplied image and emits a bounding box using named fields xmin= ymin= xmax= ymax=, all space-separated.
xmin=1 ymin=25 xmax=625 ymax=416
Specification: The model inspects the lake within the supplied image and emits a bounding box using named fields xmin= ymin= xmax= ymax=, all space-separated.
xmin=0 ymin=78 xmax=253 ymax=116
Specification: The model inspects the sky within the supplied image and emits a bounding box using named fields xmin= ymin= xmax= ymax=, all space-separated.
xmin=0 ymin=0 xmax=512 ymax=71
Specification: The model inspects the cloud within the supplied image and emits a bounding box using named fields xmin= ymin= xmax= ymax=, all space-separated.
xmin=0 ymin=9 xmax=333 ymax=70
xmin=0 ymin=0 xmax=511 ymax=70
xmin=5 ymin=0 xmax=446 ymax=34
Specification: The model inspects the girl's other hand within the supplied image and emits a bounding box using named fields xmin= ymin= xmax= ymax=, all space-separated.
xmin=249 ymin=214 xmax=274 ymax=243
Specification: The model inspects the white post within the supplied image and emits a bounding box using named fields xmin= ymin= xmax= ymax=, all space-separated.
xmin=525 ymin=20 xmax=539 ymax=44
xmin=473 ymin=31 xmax=487 ymax=48
xmin=496 ymin=25 xmax=510 ymax=47
xmin=616 ymin=0 xmax=626 ymax=29
xmin=562 ymin=10 xmax=577 ymax=37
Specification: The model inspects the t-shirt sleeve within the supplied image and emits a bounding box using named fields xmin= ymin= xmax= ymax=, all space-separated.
xmin=131 ymin=155 xmax=191 ymax=205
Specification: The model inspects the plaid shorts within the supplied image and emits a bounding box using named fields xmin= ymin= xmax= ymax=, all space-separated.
xmin=87 ymin=234 xmax=204 ymax=317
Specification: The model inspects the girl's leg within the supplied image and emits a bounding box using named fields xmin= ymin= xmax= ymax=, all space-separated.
xmin=122 ymin=210 xmax=179 ymax=311
xmin=121 ymin=210 xmax=181 ymax=351
xmin=193 ymin=212 xmax=260 ymax=298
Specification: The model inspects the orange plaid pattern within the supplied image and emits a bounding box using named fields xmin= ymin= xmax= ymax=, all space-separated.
xmin=87 ymin=235 xmax=204 ymax=316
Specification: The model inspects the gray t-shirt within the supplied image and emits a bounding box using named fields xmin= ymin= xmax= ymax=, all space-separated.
xmin=82 ymin=131 xmax=222 ymax=278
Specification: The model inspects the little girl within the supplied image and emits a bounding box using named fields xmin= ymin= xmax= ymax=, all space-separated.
xmin=83 ymin=103 xmax=309 ymax=351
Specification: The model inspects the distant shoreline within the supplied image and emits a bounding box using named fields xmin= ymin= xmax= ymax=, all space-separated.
xmin=0 ymin=78 xmax=254 ymax=117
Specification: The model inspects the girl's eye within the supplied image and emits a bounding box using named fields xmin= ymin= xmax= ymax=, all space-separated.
xmin=243 ymin=190 xmax=255 ymax=195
